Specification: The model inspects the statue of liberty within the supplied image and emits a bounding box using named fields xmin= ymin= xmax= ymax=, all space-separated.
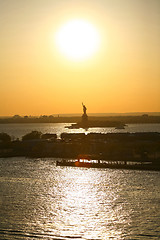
xmin=81 ymin=102 xmax=88 ymax=127
xmin=82 ymin=102 xmax=87 ymax=115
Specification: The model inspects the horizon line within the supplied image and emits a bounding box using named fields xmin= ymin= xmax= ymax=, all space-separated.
xmin=0 ymin=111 xmax=160 ymax=118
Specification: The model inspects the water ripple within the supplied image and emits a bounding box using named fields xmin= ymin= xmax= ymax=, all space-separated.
xmin=0 ymin=157 xmax=160 ymax=239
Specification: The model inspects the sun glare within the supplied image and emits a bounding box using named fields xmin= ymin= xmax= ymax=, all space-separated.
xmin=55 ymin=19 xmax=100 ymax=61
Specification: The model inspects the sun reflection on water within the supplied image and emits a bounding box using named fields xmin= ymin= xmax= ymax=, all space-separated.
xmin=50 ymin=167 xmax=128 ymax=239
xmin=1 ymin=158 xmax=158 ymax=240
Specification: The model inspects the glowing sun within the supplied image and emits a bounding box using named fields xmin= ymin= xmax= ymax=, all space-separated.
xmin=55 ymin=19 xmax=100 ymax=61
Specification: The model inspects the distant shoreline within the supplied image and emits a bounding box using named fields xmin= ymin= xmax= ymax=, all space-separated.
xmin=0 ymin=115 xmax=160 ymax=124
xmin=1 ymin=112 xmax=160 ymax=118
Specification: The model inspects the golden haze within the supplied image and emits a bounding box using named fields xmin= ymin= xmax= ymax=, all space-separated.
xmin=0 ymin=0 xmax=160 ymax=115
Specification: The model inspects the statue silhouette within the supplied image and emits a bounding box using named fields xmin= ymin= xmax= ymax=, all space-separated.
xmin=82 ymin=103 xmax=87 ymax=115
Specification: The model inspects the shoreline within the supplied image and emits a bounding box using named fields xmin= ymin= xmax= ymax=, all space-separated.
xmin=0 ymin=115 xmax=160 ymax=124
xmin=0 ymin=132 xmax=160 ymax=171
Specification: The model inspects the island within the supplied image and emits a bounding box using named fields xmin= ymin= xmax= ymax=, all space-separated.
xmin=66 ymin=103 xmax=125 ymax=129
xmin=0 ymin=131 xmax=160 ymax=171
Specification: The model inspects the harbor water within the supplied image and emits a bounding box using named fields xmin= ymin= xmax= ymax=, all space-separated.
xmin=0 ymin=123 xmax=160 ymax=139
xmin=0 ymin=124 xmax=160 ymax=239
xmin=0 ymin=157 xmax=160 ymax=240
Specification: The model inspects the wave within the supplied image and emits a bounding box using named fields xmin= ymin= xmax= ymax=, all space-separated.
xmin=0 ymin=229 xmax=83 ymax=240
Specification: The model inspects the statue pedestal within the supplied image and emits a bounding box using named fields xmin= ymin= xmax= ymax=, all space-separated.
xmin=81 ymin=113 xmax=88 ymax=128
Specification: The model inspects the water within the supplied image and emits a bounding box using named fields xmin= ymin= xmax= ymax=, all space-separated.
xmin=0 ymin=124 xmax=160 ymax=239
xmin=0 ymin=123 xmax=160 ymax=139
xmin=0 ymin=157 xmax=160 ymax=240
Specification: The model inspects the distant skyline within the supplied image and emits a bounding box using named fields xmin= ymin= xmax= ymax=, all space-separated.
xmin=0 ymin=112 xmax=160 ymax=118
xmin=1 ymin=0 xmax=160 ymax=115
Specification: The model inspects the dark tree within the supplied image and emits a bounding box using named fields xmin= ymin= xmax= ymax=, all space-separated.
xmin=22 ymin=131 xmax=42 ymax=141
xmin=0 ymin=132 xmax=11 ymax=142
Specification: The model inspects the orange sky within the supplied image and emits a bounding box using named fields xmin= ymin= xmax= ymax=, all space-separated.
xmin=0 ymin=0 xmax=160 ymax=115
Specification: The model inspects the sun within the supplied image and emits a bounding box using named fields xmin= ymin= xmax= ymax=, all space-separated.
xmin=55 ymin=19 xmax=100 ymax=61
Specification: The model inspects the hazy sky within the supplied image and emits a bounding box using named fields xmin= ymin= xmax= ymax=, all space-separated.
xmin=1 ymin=0 xmax=160 ymax=115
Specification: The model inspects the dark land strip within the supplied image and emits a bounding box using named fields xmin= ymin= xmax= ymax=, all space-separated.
xmin=0 ymin=132 xmax=160 ymax=171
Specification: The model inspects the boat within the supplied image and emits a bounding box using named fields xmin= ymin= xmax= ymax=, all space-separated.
xmin=56 ymin=154 xmax=160 ymax=171
xmin=56 ymin=159 xmax=104 ymax=168
xmin=56 ymin=154 xmax=102 ymax=168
